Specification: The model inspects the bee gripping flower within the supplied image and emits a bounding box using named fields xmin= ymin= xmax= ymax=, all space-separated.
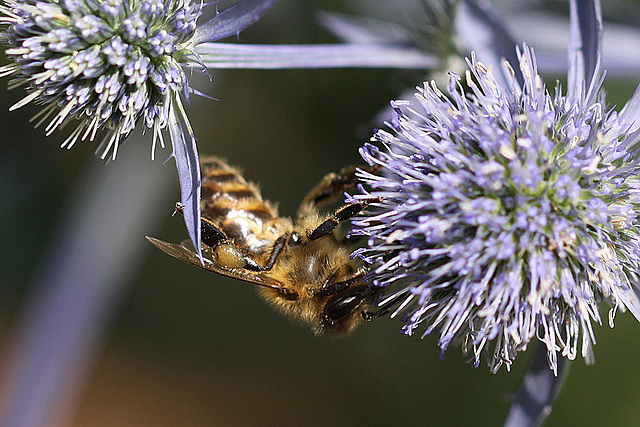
xmin=350 ymin=46 xmax=640 ymax=374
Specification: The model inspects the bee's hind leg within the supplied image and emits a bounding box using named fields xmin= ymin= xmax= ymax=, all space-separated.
xmin=298 ymin=164 xmax=380 ymax=212
xmin=204 ymin=219 xmax=288 ymax=272
xmin=177 ymin=203 xmax=287 ymax=272
xmin=298 ymin=165 xmax=362 ymax=213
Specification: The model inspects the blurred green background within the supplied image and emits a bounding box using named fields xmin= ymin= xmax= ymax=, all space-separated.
xmin=1 ymin=1 xmax=640 ymax=426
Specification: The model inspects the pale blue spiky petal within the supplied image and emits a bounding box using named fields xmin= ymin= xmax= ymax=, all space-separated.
xmin=191 ymin=0 xmax=280 ymax=45
xmin=196 ymin=43 xmax=437 ymax=69
xmin=620 ymin=84 xmax=640 ymax=134
xmin=167 ymin=97 xmax=202 ymax=262
xmin=567 ymin=0 xmax=603 ymax=103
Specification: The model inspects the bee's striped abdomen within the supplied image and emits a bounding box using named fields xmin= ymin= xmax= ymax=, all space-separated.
xmin=200 ymin=157 xmax=279 ymax=257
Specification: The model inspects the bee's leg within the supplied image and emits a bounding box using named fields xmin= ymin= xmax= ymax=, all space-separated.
xmin=185 ymin=205 xmax=288 ymax=272
xmin=361 ymin=288 xmax=411 ymax=321
xmin=299 ymin=165 xmax=360 ymax=212
xmin=205 ymin=222 xmax=288 ymax=272
xmin=319 ymin=271 xmax=366 ymax=296
xmin=307 ymin=199 xmax=378 ymax=241
xmin=297 ymin=164 xmax=380 ymax=215
xmin=242 ymin=234 xmax=288 ymax=272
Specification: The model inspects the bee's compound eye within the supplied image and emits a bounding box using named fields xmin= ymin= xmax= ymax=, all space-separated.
xmin=323 ymin=293 xmax=362 ymax=325
xmin=215 ymin=244 xmax=246 ymax=269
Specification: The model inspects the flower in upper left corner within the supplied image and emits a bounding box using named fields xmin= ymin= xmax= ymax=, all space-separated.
xmin=0 ymin=0 xmax=202 ymax=159
xmin=0 ymin=0 xmax=282 ymax=261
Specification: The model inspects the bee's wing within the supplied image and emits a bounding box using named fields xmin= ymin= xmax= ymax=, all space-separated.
xmin=146 ymin=236 xmax=298 ymax=298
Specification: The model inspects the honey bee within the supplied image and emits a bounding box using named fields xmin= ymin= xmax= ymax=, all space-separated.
xmin=146 ymin=157 xmax=380 ymax=335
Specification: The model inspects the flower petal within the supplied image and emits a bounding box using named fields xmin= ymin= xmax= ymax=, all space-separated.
xmin=501 ymin=9 xmax=640 ymax=77
xmin=620 ymin=84 xmax=640 ymax=133
xmin=196 ymin=42 xmax=437 ymax=69
xmin=168 ymin=99 xmax=202 ymax=263
xmin=617 ymin=286 xmax=640 ymax=325
xmin=192 ymin=0 xmax=280 ymax=45
xmin=567 ymin=0 xmax=602 ymax=101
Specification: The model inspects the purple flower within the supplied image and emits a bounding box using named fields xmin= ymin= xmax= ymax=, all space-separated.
xmin=0 ymin=0 xmax=287 ymax=262
xmin=350 ymin=45 xmax=640 ymax=374
xmin=0 ymin=0 xmax=202 ymax=159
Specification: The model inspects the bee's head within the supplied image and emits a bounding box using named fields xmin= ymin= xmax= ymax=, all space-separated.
xmin=320 ymin=283 xmax=377 ymax=335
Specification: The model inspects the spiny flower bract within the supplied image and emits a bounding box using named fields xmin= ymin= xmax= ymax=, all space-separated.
xmin=350 ymin=47 xmax=640 ymax=373
xmin=0 ymin=0 xmax=201 ymax=158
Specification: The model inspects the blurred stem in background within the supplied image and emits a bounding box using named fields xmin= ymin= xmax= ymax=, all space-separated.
xmin=505 ymin=344 xmax=571 ymax=427
xmin=0 ymin=137 xmax=171 ymax=427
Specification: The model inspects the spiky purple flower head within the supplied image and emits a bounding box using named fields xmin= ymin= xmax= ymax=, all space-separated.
xmin=350 ymin=46 xmax=640 ymax=373
xmin=0 ymin=0 xmax=283 ymax=262
xmin=0 ymin=0 xmax=202 ymax=159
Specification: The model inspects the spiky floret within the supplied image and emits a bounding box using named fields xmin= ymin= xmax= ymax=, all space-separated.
xmin=0 ymin=0 xmax=201 ymax=159
xmin=350 ymin=47 xmax=640 ymax=373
